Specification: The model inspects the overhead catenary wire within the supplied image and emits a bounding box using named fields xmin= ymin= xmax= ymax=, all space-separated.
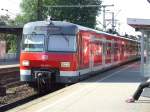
xmin=43 ymin=5 xmax=101 ymax=8
xmin=43 ymin=4 xmax=114 ymax=28
xmin=5 ymin=0 xmax=19 ymax=4
xmin=2 ymin=0 xmax=21 ymax=13
xmin=1 ymin=8 xmax=17 ymax=17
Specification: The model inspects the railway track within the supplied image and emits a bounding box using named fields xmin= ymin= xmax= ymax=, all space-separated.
xmin=0 ymin=70 xmax=22 ymax=90
xmin=0 ymin=83 xmax=65 ymax=112
xmin=0 ymin=93 xmax=38 ymax=112
xmin=0 ymin=67 xmax=65 ymax=111
xmin=0 ymin=66 xmax=20 ymax=86
xmin=0 ymin=68 xmax=35 ymax=110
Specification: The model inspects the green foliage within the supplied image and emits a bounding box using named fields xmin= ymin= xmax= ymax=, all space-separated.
xmin=18 ymin=0 xmax=102 ymax=28
xmin=5 ymin=34 xmax=17 ymax=53
xmin=0 ymin=14 xmax=10 ymax=26
xmin=0 ymin=33 xmax=17 ymax=53
xmin=20 ymin=0 xmax=39 ymax=22
xmin=12 ymin=15 xmax=26 ymax=26
xmin=0 ymin=15 xmax=17 ymax=53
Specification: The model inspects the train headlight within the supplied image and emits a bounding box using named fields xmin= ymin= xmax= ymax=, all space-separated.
xmin=61 ymin=62 xmax=70 ymax=68
xmin=22 ymin=60 xmax=30 ymax=66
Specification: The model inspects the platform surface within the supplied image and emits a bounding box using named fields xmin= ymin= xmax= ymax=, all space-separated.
xmin=0 ymin=61 xmax=19 ymax=69
xmin=7 ymin=62 xmax=150 ymax=112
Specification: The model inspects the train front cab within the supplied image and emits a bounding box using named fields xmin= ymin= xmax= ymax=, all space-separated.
xmin=20 ymin=21 xmax=81 ymax=84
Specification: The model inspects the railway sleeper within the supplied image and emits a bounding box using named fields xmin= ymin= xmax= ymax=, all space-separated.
xmin=0 ymin=84 xmax=6 ymax=96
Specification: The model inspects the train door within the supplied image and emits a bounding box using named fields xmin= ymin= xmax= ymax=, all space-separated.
xmin=120 ymin=41 xmax=125 ymax=61
xmin=92 ymin=39 xmax=103 ymax=67
xmin=77 ymin=32 xmax=82 ymax=69
xmin=114 ymin=41 xmax=119 ymax=62
xmin=102 ymin=40 xmax=106 ymax=65
xmin=78 ymin=32 xmax=90 ymax=70
xmin=105 ymin=40 xmax=111 ymax=64
xmin=124 ymin=41 xmax=128 ymax=60
xmin=96 ymin=41 xmax=103 ymax=65
xmin=118 ymin=42 xmax=121 ymax=62
xmin=89 ymin=42 xmax=94 ymax=71
xmin=111 ymin=40 xmax=114 ymax=63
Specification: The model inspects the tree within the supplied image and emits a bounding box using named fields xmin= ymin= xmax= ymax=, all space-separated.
xmin=0 ymin=15 xmax=10 ymax=41
xmin=20 ymin=0 xmax=39 ymax=22
xmin=0 ymin=14 xmax=10 ymax=26
xmin=19 ymin=0 xmax=102 ymax=28
xmin=0 ymin=15 xmax=17 ymax=53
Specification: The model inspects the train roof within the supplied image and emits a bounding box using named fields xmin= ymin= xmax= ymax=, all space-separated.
xmin=24 ymin=21 xmax=139 ymax=42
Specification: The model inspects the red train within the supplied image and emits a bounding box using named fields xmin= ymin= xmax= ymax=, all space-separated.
xmin=20 ymin=21 xmax=140 ymax=88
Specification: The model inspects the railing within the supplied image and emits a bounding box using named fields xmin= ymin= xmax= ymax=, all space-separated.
xmin=0 ymin=53 xmax=19 ymax=64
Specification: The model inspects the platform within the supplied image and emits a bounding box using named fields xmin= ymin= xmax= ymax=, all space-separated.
xmin=0 ymin=62 xmax=19 ymax=74
xmin=7 ymin=62 xmax=150 ymax=112
xmin=0 ymin=60 xmax=19 ymax=67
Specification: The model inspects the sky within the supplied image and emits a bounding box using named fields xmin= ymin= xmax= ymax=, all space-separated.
xmin=0 ymin=0 xmax=21 ymax=17
xmin=101 ymin=0 xmax=150 ymax=35
xmin=0 ymin=0 xmax=150 ymax=35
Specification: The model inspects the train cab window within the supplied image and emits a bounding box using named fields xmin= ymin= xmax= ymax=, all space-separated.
xmin=22 ymin=34 xmax=45 ymax=52
xmin=48 ymin=35 xmax=76 ymax=52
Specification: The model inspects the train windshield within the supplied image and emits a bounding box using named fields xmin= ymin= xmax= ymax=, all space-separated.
xmin=22 ymin=34 xmax=45 ymax=52
xmin=48 ymin=35 xmax=76 ymax=52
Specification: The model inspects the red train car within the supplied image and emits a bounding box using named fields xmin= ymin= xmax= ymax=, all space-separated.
xmin=20 ymin=21 xmax=140 ymax=87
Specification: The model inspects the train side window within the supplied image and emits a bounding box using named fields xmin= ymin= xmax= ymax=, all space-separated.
xmin=111 ymin=42 xmax=114 ymax=54
xmin=106 ymin=42 xmax=111 ymax=54
xmin=114 ymin=43 xmax=118 ymax=54
xmin=95 ymin=41 xmax=102 ymax=56
xmin=99 ymin=42 xmax=103 ymax=55
xmin=103 ymin=42 xmax=106 ymax=55
xmin=82 ymin=39 xmax=89 ymax=54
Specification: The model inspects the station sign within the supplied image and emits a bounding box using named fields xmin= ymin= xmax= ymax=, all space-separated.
xmin=34 ymin=26 xmax=61 ymax=34
xmin=34 ymin=26 xmax=61 ymax=32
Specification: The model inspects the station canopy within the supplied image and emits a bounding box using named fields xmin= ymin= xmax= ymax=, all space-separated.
xmin=127 ymin=18 xmax=150 ymax=77
xmin=127 ymin=18 xmax=150 ymax=31
xmin=0 ymin=26 xmax=22 ymax=34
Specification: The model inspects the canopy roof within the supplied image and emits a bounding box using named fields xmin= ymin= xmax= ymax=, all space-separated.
xmin=127 ymin=18 xmax=150 ymax=31
xmin=0 ymin=26 xmax=22 ymax=34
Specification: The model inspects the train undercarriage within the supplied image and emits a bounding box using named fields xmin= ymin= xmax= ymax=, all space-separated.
xmin=29 ymin=69 xmax=59 ymax=93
